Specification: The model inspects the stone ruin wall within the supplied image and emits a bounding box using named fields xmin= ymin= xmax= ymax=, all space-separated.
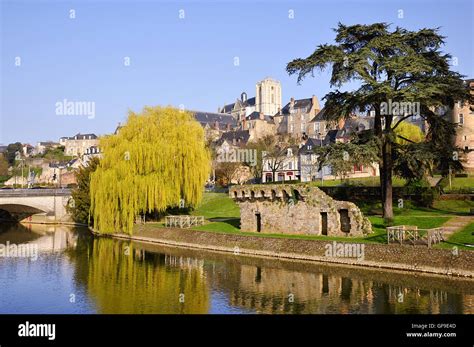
xmin=230 ymin=184 xmax=372 ymax=237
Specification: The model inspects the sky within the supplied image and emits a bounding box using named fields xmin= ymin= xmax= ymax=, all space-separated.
xmin=1 ymin=0 xmax=473 ymax=145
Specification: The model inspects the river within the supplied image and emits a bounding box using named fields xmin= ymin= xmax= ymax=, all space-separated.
xmin=0 ymin=223 xmax=472 ymax=314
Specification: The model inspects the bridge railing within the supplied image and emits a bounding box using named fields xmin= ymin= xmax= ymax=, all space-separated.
xmin=0 ymin=188 xmax=72 ymax=197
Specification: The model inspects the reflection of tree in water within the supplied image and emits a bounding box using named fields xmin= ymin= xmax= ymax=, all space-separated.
xmin=65 ymin=235 xmax=472 ymax=314
xmin=71 ymin=237 xmax=209 ymax=314
xmin=384 ymin=285 xmax=469 ymax=314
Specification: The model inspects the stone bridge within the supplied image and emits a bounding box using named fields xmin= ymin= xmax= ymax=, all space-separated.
xmin=0 ymin=189 xmax=72 ymax=224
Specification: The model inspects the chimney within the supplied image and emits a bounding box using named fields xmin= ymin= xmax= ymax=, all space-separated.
xmin=290 ymin=97 xmax=295 ymax=107
xmin=226 ymin=123 xmax=231 ymax=131
xmin=214 ymin=120 xmax=219 ymax=130
xmin=259 ymin=112 xmax=264 ymax=120
xmin=312 ymin=95 xmax=320 ymax=113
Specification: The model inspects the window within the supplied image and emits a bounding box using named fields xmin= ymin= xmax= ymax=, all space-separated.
xmin=314 ymin=123 xmax=319 ymax=133
xmin=307 ymin=145 xmax=312 ymax=150
xmin=301 ymin=114 xmax=305 ymax=121
xmin=288 ymin=162 xmax=293 ymax=170
xmin=459 ymin=114 xmax=464 ymax=125
xmin=290 ymin=124 xmax=294 ymax=133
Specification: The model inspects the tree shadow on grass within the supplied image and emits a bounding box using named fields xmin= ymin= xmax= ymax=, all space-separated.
xmin=209 ymin=217 xmax=241 ymax=229
xmin=427 ymin=207 xmax=471 ymax=216
xmin=364 ymin=231 xmax=387 ymax=243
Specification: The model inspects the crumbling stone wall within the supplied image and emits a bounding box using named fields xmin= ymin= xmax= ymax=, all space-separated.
xmin=230 ymin=184 xmax=372 ymax=236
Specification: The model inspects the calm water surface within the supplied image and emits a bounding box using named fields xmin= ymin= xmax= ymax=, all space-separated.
xmin=0 ymin=223 xmax=472 ymax=314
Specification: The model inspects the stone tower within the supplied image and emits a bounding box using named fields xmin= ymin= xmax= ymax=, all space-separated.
xmin=255 ymin=77 xmax=282 ymax=116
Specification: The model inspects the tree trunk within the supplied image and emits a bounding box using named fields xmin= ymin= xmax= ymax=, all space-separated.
xmin=382 ymin=136 xmax=394 ymax=223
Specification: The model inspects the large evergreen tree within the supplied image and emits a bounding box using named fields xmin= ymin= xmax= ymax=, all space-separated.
xmin=287 ymin=23 xmax=469 ymax=221
xmin=67 ymin=157 xmax=100 ymax=225
xmin=90 ymin=106 xmax=210 ymax=234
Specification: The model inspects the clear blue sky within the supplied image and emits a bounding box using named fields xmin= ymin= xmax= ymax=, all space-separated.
xmin=1 ymin=0 xmax=473 ymax=145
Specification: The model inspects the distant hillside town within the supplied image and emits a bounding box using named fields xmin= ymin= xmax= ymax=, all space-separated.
xmin=1 ymin=77 xmax=473 ymax=188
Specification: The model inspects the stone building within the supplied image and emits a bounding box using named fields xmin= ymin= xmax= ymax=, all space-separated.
xmin=60 ymin=133 xmax=99 ymax=157
xmin=255 ymin=77 xmax=282 ymax=116
xmin=220 ymin=77 xmax=282 ymax=121
xmin=273 ymin=95 xmax=321 ymax=138
xmin=192 ymin=111 xmax=237 ymax=142
xmin=261 ymin=147 xmax=300 ymax=183
xmin=450 ymin=78 xmax=474 ymax=171
xmin=242 ymin=112 xmax=277 ymax=141
xmin=35 ymin=141 xmax=61 ymax=155
xmin=220 ymin=92 xmax=256 ymax=123
xmin=230 ymin=184 xmax=372 ymax=236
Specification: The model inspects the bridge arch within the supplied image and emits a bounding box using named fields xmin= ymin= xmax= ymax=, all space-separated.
xmin=0 ymin=190 xmax=72 ymax=223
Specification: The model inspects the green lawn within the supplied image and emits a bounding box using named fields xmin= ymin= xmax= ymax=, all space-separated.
xmin=191 ymin=192 xmax=240 ymax=219
xmin=185 ymin=192 xmax=454 ymax=244
xmin=432 ymin=200 xmax=474 ymax=215
xmin=446 ymin=176 xmax=474 ymax=189
xmin=435 ymin=222 xmax=474 ymax=251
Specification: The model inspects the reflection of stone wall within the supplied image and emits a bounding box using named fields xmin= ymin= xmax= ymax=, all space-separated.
xmin=226 ymin=264 xmax=467 ymax=314
xmin=230 ymin=184 xmax=372 ymax=236
xmin=228 ymin=265 xmax=375 ymax=314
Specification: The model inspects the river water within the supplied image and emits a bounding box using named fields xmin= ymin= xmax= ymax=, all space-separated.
xmin=0 ymin=223 xmax=472 ymax=314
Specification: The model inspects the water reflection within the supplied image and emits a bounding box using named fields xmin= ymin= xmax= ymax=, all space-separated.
xmin=204 ymin=261 xmax=473 ymax=314
xmin=75 ymin=238 xmax=209 ymax=313
xmin=0 ymin=224 xmax=472 ymax=314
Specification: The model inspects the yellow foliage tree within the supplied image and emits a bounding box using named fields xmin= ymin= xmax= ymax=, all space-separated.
xmin=394 ymin=121 xmax=424 ymax=145
xmin=90 ymin=106 xmax=210 ymax=234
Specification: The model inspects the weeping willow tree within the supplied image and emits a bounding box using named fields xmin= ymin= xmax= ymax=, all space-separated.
xmin=90 ymin=106 xmax=210 ymax=234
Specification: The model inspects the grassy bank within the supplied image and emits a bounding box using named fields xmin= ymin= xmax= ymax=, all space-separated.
xmin=435 ymin=222 xmax=474 ymax=251
xmin=147 ymin=192 xmax=473 ymax=245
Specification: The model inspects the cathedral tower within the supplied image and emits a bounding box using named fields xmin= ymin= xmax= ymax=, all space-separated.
xmin=255 ymin=78 xmax=282 ymax=116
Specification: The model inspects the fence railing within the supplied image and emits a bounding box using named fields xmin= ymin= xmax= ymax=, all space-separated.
xmin=165 ymin=215 xmax=205 ymax=229
xmin=387 ymin=225 xmax=445 ymax=247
